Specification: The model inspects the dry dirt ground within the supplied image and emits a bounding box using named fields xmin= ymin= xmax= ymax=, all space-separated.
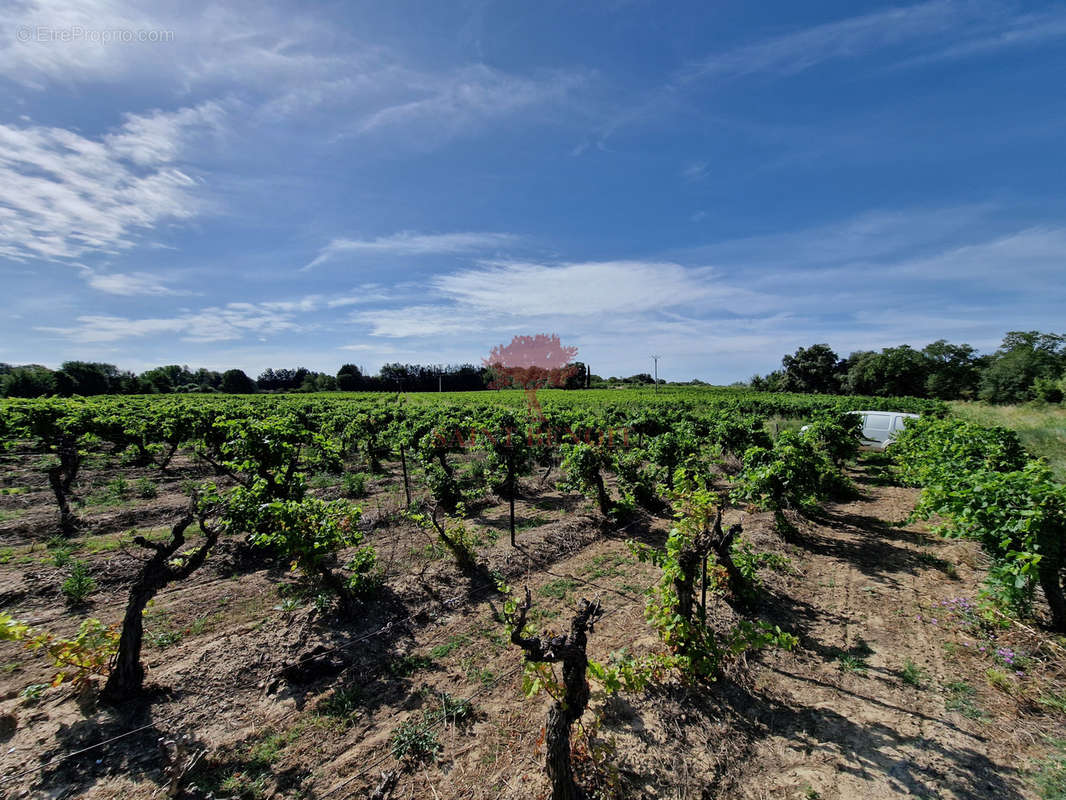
xmin=1 ymin=451 xmax=1065 ymax=800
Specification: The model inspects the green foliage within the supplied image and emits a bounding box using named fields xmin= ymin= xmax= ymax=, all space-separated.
xmin=731 ymin=426 xmax=851 ymax=521
xmin=896 ymin=415 xmax=1066 ymax=623
xmin=801 ymin=411 xmax=862 ymax=465
xmin=1031 ymin=737 xmax=1066 ymax=800
xmin=134 ymin=476 xmax=158 ymax=498
xmin=342 ymin=471 xmax=367 ymax=497
xmin=390 ymin=717 xmax=442 ymax=764
xmin=900 ymin=658 xmax=926 ymax=687
xmin=559 ymin=441 xmax=614 ymax=516
xmin=980 ymin=331 xmax=1066 ymax=404
xmin=944 ymin=680 xmax=987 ymax=720
xmin=891 ymin=416 xmax=1026 ymax=487
xmin=632 ymin=483 xmax=798 ymax=681
xmin=2 ymin=612 xmax=118 ymax=688
xmin=914 ymin=460 xmax=1066 ymax=616
xmin=61 ymin=559 xmax=96 ymax=605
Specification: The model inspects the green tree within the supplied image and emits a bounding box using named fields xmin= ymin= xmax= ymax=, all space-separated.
xmin=57 ymin=362 xmax=125 ymax=396
xmin=979 ymin=331 xmax=1066 ymax=404
xmin=1 ymin=365 xmax=56 ymax=398
xmin=220 ymin=369 xmax=256 ymax=394
xmin=922 ymin=340 xmax=981 ymax=399
xmin=844 ymin=346 xmax=928 ymax=397
xmin=781 ymin=344 xmax=841 ymax=394
xmin=336 ymin=363 xmax=363 ymax=391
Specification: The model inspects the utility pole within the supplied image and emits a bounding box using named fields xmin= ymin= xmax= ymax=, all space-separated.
xmin=651 ymin=355 xmax=660 ymax=391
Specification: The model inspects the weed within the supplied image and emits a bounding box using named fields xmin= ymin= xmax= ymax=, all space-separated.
xmin=315 ymin=685 xmax=363 ymax=724
xmin=147 ymin=628 xmax=184 ymax=649
xmin=61 ymin=560 xmax=96 ymax=605
xmin=836 ymin=639 xmax=873 ymax=674
xmin=538 ymin=578 xmax=577 ymax=600
xmin=0 ymin=509 xmax=22 ymax=522
xmin=390 ymin=717 xmax=441 ymax=764
xmin=308 ymin=472 xmax=339 ymax=489
xmin=581 ymin=553 xmax=634 ymax=580
xmin=85 ymin=477 xmax=131 ymax=506
xmin=837 ymin=653 xmax=867 ymax=674
xmin=0 ymin=548 xmax=13 ymax=564
xmin=945 ymin=680 xmax=987 ymax=720
xmin=20 ymin=683 xmax=47 ymax=702
xmin=194 ymin=727 xmax=301 ymax=799
xmin=387 ymin=654 xmax=434 ymax=677
xmin=986 ymin=667 xmax=1014 ymax=694
xmin=47 ymin=543 xmax=74 ymax=567
xmin=464 ymin=660 xmax=497 ymax=686
xmin=422 ymin=689 xmax=474 ymax=726
xmin=1038 ymin=692 xmax=1066 ymax=714
xmin=516 ymin=515 xmax=551 ymax=532
xmin=0 ymin=662 xmax=21 ymax=674
xmin=429 ymin=634 xmax=470 ymax=659
xmin=901 ymin=658 xmax=926 ymax=687
xmin=1031 ymin=736 xmax=1066 ymax=799
xmin=134 ymin=477 xmax=157 ymax=499
xmin=343 ymin=472 xmax=367 ymax=498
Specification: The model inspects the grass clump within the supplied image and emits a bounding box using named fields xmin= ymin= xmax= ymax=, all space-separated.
xmin=390 ymin=717 xmax=441 ymax=764
xmin=901 ymin=658 xmax=926 ymax=687
xmin=836 ymin=638 xmax=873 ymax=674
xmin=538 ymin=578 xmax=577 ymax=600
xmin=1031 ymin=737 xmax=1066 ymax=800
xmin=945 ymin=680 xmax=987 ymax=720
xmin=61 ymin=559 xmax=96 ymax=605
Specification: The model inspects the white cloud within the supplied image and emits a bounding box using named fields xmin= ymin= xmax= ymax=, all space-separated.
xmin=2 ymin=2 xmax=587 ymax=150
xmin=679 ymin=1 xmax=1066 ymax=85
xmin=37 ymin=301 xmax=305 ymax=343
xmin=353 ymin=64 xmax=587 ymax=140
xmin=0 ymin=104 xmax=221 ymax=261
xmin=435 ymin=259 xmax=730 ymax=316
xmin=682 ymin=160 xmax=709 ymax=181
xmin=354 ymin=305 xmax=489 ymax=338
xmin=85 ymin=271 xmax=192 ymax=296
xmin=303 ymin=232 xmax=518 ymax=271
xmin=105 ymin=102 xmax=227 ymax=166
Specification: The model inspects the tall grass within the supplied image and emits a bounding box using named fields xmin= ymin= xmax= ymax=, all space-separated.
xmin=950 ymin=401 xmax=1066 ymax=480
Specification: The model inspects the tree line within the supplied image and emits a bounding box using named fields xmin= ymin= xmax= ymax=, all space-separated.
xmin=0 ymin=360 xmax=592 ymax=398
xmin=749 ymin=331 xmax=1066 ymax=404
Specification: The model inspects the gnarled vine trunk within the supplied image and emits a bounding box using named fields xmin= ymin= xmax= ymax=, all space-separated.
xmin=103 ymin=508 xmax=218 ymax=701
xmin=510 ymin=588 xmax=602 ymax=800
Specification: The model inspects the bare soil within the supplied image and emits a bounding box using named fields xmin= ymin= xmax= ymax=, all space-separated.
xmin=1 ymin=453 xmax=1064 ymax=800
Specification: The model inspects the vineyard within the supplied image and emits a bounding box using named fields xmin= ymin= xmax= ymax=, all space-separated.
xmin=0 ymin=387 xmax=1064 ymax=799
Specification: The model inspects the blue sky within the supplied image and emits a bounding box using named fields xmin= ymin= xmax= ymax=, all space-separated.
xmin=2 ymin=0 xmax=1065 ymax=383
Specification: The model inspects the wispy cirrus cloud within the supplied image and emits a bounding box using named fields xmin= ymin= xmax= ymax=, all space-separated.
xmin=436 ymin=259 xmax=741 ymax=316
xmin=352 ymin=64 xmax=589 ymax=142
xmin=302 ymin=231 xmax=519 ymax=271
xmin=85 ymin=271 xmax=193 ymax=296
xmin=679 ymin=1 xmax=1066 ymax=85
xmin=0 ymin=102 xmax=223 ymax=261
xmin=37 ymin=301 xmax=306 ymax=343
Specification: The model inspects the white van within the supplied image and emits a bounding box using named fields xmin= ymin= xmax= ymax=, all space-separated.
xmin=801 ymin=410 xmax=919 ymax=450
xmin=849 ymin=410 xmax=918 ymax=450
